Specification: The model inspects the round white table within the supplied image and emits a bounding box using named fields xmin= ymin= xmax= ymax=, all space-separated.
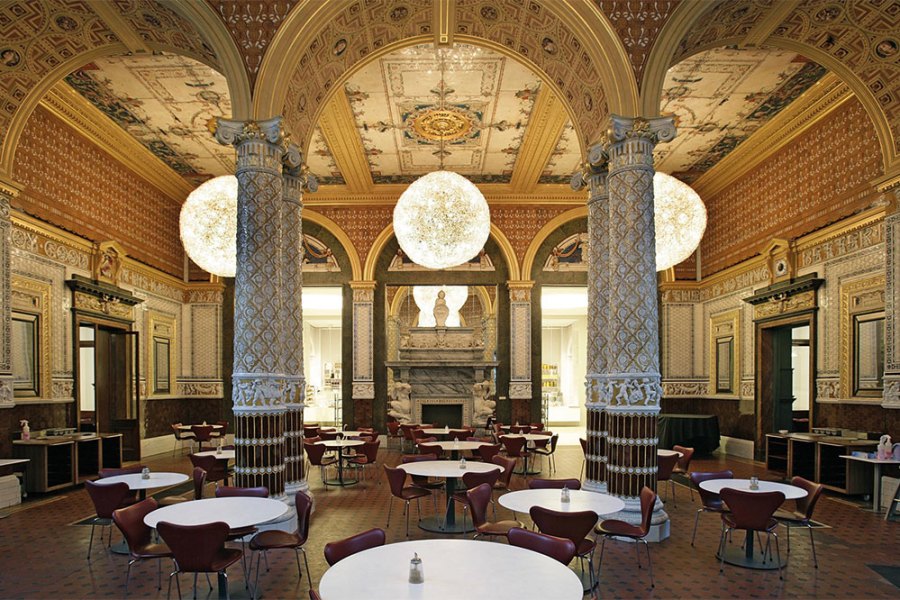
xmin=419 ymin=440 xmax=485 ymax=460
xmin=399 ymin=460 xmax=502 ymax=534
xmin=144 ymin=496 xmax=288 ymax=529
xmin=699 ymin=479 xmax=807 ymax=570
xmin=193 ymin=449 xmax=235 ymax=460
xmin=419 ymin=428 xmax=469 ymax=437
xmin=657 ymin=449 xmax=683 ymax=458
xmin=316 ymin=439 xmax=365 ymax=486
xmin=176 ymin=424 xmax=224 ymax=431
xmin=319 ymin=539 xmax=583 ymax=599
xmin=96 ymin=471 xmax=189 ymax=498
xmin=499 ymin=488 xmax=625 ymax=516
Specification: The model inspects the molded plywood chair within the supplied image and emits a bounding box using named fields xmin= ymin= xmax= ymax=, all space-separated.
xmin=85 ymin=480 xmax=134 ymax=560
xmin=673 ymin=445 xmax=695 ymax=500
xmin=508 ymin=527 xmax=577 ymax=565
xmin=774 ymin=476 xmax=825 ymax=568
xmin=719 ymin=488 xmax=786 ymax=580
xmin=347 ymin=439 xmax=381 ymax=482
xmin=400 ymin=453 xmax=444 ymax=502
xmin=476 ymin=443 xmax=502 ymax=464
xmin=689 ymin=470 xmax=733 ymax=546
xmin=323 ymin=528 xmax=386 ymax=566
xmin=112 ymin=498 xmax=172 ymax=595
xmin=449 ymin=468 xmax=502 ymax=527
xmin=190 ymin=453 xmax=229 ymax=486
xmin=190 ymin=425 xmax=215 ymax=453
xmin=384 ymin=464 xmax=432 ymax=536
xmin=532 ymin=433 xmax=559 ymax=473
xmin=157 ymin=521 xmax=243 ymax=600
xmin=528 ymin=478 xmax=581 ymax=490
xmin=499 ymin=435 xmax=529 ymax=474
xmin=159 ymin=467 xmax=213 ymax=507
xmin=530 ymin=506 xmax=599 ymax=589
xmin=249 ymin=490 xmax=313 ymax=596
xmin=657 ymin=452 xmax=680 ymax=507
xmin=466 ymin=483 xmax=523 ymax=541
xmin=595 ymin=486 xmax=657 ymax=588
xmin=304 ymin=441 xmax=337 ymax=486
xmin=386 ymin=421 xmax=402 ymax=449
xmin=171 ymin=423 xmax=195 ymax=456
xmin=215 ymin=486 xmax=269 ymax=584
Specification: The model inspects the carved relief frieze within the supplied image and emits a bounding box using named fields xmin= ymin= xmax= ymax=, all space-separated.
xmin=508 ymin=381 xmax=532 ymax=400
xmin=119 ymin=268 xmax=183 ymax=302
xmin=352 ymin=381 xmax=375 ymax=400
xmin=51 ymin=378 xmax=73 ymax=400
xmin=186 ymin=289 xmax=224 ymax=304
xmin=178 ymin=380 xmax=224 ymax=398
xmin=752 ymin=290 xmax=817 ymax=320
xmin=11 ymin=221 xmax=90 ymax=271
xmin=799 ymin=219 xmax=884 ymax=268
xmin=883 ymin=375 xmax=900 ymax=409
xmin=73 ymin=291 xmax=134 ymax=320
xmin=661 ymin=380 xmax=709 ymax=397
xmin=816 ymin=378 xmax=841 ymax=400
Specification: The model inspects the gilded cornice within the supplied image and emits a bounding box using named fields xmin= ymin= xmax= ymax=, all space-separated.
xmin=91 ymin=0 xmax=152 ymax=54
xmin=308 ymin=184 xmax=584 ymax=206
xmin=317 ymin=92 xmax=374 ymax=194
xmin=739 ymin=0 xmax=802 ymax=48
xmin=692 ymin=73 xmax=852 ymax=200
xmin=509 ymin=89 xmax=570 ymax=193
xmin=39 ymin=83 xmax=192 ymax=202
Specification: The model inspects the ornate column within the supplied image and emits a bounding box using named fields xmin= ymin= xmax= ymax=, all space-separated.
xmin=350 ymin=280 xmax=376 ymax=427
xmin=282 ymin=147 xmax=318 ymax=498
xmin=571 ymin=145 xmax=610 ymax=493
xmin=214 ymin=117 xmax=288 ymax=496
xmin=885 ymin=202 xmax=900 ymax=409
xmin=508 ymin=281 xmax=533 ymax=423
xmin=604 ymin=115 xmax=675 ymax=536
xmin=0 ymin=179 xmax=19 ymax=408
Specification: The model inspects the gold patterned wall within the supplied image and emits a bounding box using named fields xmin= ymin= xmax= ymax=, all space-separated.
xmin=700 ymin=97 xmax=882 ymax=277
xmin=12 ymin=105 xmax=185 ymax=277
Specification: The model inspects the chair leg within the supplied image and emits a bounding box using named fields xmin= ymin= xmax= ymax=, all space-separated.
xmin=294 ymin=548 xmax=302 ymax=578
xmin=253 ymin=552 xmax=262 ymax=600
xmin=125 ymin=559 xmax=134 ymax=595
xmin=405 ymin=500 xmax=411 ymax=537
xmin=173 ymin=569 xmax=182 ymax=600
xmin=670 ymin=479 xmax=677 ymax=508
xmin=634 ymin=536 xmax=642 ymax=569
xmin=691 ymin=509 xmax=702 ymax=546
xmin=301 ymin=548 xmax=311 ymax=585
xmin=642 ymin=539 xmax=654 ymax=588
xmin=386 ymin=497 xmax=394 ymax=528
xmin=786 ymin=522 xmax=791 ymax=552
xmin=773 ymin=533 xmax=784 ymax=580
xmin=595 ymin=537 xmax=607 ymax=583
xmin=807 ymin=525 xmax=818 ymax=568
xmin=87 ymin=523 xmax=95 ymax=560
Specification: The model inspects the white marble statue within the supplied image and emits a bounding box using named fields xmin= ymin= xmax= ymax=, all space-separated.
xmin=472 ymin=379 xmax=496 ymax=423
xmin=388 ymin=380 xmax=413 ymax=423
xmin=433 ymin=290 xmax=449 ymax=327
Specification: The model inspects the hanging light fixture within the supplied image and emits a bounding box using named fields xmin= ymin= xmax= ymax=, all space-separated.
xmin=393 ymin=46 xmax=491 ymax=270
xmin=179 ymin=175 xmax=237 ymax=277
xmin=653 ymin=172 xmax=707 ymax=272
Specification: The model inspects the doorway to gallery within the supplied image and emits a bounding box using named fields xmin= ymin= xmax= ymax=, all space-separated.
xmin=302 ymin=287 xmax=343 ymax=426
xmin=541 ymin=286 xmax=587 ymax=428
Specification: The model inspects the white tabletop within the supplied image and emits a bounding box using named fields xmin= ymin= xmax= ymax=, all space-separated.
xmin=840 ymin=454 xmax=900 ymax=464
xmin=95 ymin=472 xmax=189 ymax=491
xmin=319 ymin=539 xmax=583 ymax=599
xmin=399 ymin=460 xmax=501 ymax=478
xmin=316 ymin=439 xmax=365 ymax=448
xmin=342 ymin=431 xmax=373 ymax=437
xmin=176 ymin=424 xmax=224 ymax=431
xmin=420 ymin=428 xmax=468 ymax=436
xmin=420 ymin=441 xmax=486 ymax=451
xmin=0 ymin=458 xmax=29 ymax=467
xmin=699 ymin=479 xmax=808 ymax=500
xmin=499 ymin=488 xmax=625 ymax=516
xmin=193 ymin=450 xmax=235 ymax=460
xmin=502 ymin=433 xmax=552 ymax=441
xmin=657 ymin=449 xmax=683 ymax=458
xmin=144 ymin=496 xmax=289 ymax=529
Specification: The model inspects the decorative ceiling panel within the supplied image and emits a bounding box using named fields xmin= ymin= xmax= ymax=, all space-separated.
xmin=65 ymin=52 xmax=234 ymax=188
xmin=655 ymin=46 xmax=826 ymax=183
xmin=540 ymin=121 xmax=581 ymax=183
xmin=308 ymin=127 xmax=345 ymax=186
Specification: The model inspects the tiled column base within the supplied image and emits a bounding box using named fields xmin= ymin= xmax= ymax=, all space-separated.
xmin=284 ymin=403 xmax=309 ymax=499
xmin=583 ymin=406 xmax=607 ymax=493
xmin=234 ymin=410 xmax=286 ymax=494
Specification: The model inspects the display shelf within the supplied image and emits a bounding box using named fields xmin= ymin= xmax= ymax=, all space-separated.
xmin=789 ymin=437 xmax=817 ymax=481
xmin=765 ymin=434 xmax=788 ymax=473
xmin=817 ymin=440 xmax=876 ymax=494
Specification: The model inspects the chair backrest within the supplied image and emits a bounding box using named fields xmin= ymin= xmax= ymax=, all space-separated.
xmin=400 ymin=424 xmax=418 ymax=441
xmin=461 ymin=469 xmax=500 ymax=490
xmin=657 ymin=453 xmax=679 ymax=481
xmin=500 ymin=435 xmax=527 ymax=457
xmin=448 ymin=428 xmax=474 ymax=440
xmin=529 ymin=423 xmax=545 ymax=432
xmin=304 ymin=436 xmax=321 ymax=444
xmin=215 ymin=485 xmax=268 ymax=498
xmin=412 ymin=428 xmax=431 ymax=441
xmin=171 ymin=423 xmax=189 ymax=440
xmin=690 ymin=469 xmax=733 ymax=508
xmin=387 ymin=421 xmax=401 ymax=436
xmin=157 ymin=520 xmax=230 ymax=573
xmin=191 ymin=425 xmax=215 ymax=442
xmin=303 ymin=425 xmax=320 ymax=438
xmin=383 ymin=464 xmax=410 ymax=497
xmin=673 ymin=445 xmax=695 ymax=471
xmin=508 ymin=527 xmax=577 ymax=565
xmin=191 ymin=467 xmax=208 ymax=500
xmin=547 ymin=434 xmax=559 ymax=453
xmin=401 ymin=453 xmax=438 ymax=463
xmin=99 ymin=464 xmax=145 ymax=478
xmin=416 ymin=440 xmax=440 ymax=455
xmin=361 ymin=439 xmax=381 ymax=462
xmin=86 ymin=480 xmax=133 ymax=519
xmin=215 ymin=421 xmax=228 ymax=436
xmin=323 ymin=528 xmax=386 ymax=566
xmin=295 ymin=490 xmax=313 ymax=541
xmin=510 ymin=425 xmax=531 ymax=434
xmin=720 ymin=488 xmax=785 ymax=531
xmin=189 ymin=453 xmax=227 ymax=482
xmin=304 ymin=441 xmax=329 ymax=465
xmin=530 ymin=506 xmax=597 ymax=548
xmin=639 ymin=486 xmax=657 ymax=535
xmin=465 ymin=483 xmax=493 ymax=527
xmin=477 ymin=443 xmax=502 ymax=463
xmin=491 ymin=455 xmax=517 ymax=488
xmin=318 ymin=430 xmax=339 ymax=441
xmin=579 ymin=438 xmax=588 ymax=456
xmin=790 ymin=476 xmax=824 ymax=519
xmin=528 ymin=478 xmax=581 ymax=490
xmin=113 ymin=498 xmax=158 ymax=552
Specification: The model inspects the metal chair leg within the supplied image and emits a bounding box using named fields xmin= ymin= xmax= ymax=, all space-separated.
xmin=125 ymin=559 xmax=133 ymax=595
xmin=386 ymin=497 xmax=394 ymax=528
xmin=691 ymin=509 xmax=702 ymax=546
xmin=253 ymin=552 xmax=262 ymax=600
xmin=87 ymin=524 xmax=96 ymax=560
xmin=643 ymin=539 xmax=654 ymax=588
xmin=808 ymin=525 xmax=818 ymax=568
xmin=773 ymin=533 xmax=784 ymax=580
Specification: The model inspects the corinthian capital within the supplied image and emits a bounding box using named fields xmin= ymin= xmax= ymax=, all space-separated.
xmin=213 ymin=116 xmax=287 ymax=147
xmin=571 ymin=143 xmax=609 ymax=193
xmin=607 ymin=115 xmax=676 ymax=145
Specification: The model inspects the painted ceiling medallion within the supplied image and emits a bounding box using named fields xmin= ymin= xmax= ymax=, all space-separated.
xmin=411 ymin=108 xmax=473 ymax=142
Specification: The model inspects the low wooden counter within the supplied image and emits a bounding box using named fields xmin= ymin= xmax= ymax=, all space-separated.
xmin=765 ymin=432 xmax=876 ymax=495
xmin=12 ymin=433 xmax=123 ymax=493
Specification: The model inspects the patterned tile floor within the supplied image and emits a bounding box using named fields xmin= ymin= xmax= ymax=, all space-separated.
xmin=0 ymin=442 xmax=897 ymax=599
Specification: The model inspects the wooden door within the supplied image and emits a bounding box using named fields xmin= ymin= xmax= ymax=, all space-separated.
xmin=108 ymin=330 xmax=141 ymax=461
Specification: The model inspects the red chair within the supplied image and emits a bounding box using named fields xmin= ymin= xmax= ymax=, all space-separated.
xmin=323 ymin=528 xmax=386 ymax=566
xmin=673 ymin=445 xmax=695 ymax=500
xmin=448 ymin=428 xmax=474 ymax=440
xmin=532 ymin=433 xmax=559 ymax=473
xmin=190 ymin=453 xmax=229 ymax=486
xmin=595 ymin=486 xmax=657 ymax=588
xmin=689 ymin=469 xmax=733 ymax=545
xmin=399 ymin=424 xmax=418 ymax=452
xmin=215 ymin=486 xmax=269 ymax=583
xmin=211 ymin=420 xmax=229 ymax=441
xmin=416 ymin=438 xmax=441 ymax=457
xmin=528 ymin=478 xmax=581 ymax=490
xmin=318 ymin=430 xmax=340 ymax=442
xmin=159 ymin=467 xmax=210 ymax=507
xmin=466 ymin=483 xmax=522 ymax=540
xmin=509 ymin=425 xmax=531 ymax=434
xmin=499 ymin=435 xmax=529 ymax=474
xmin=85 ymin=480 xmax=134 ymax=560
xmin=98 ymin=464 xmax=144 ymax=506
xmin=171 ymin=423 xmax=195 ymax=455
xmin=476 ymin=443 xmax=502 ymax=463
xmin=112 ymin=498 xmax=172 ymax=594
xmin=384 ymin=465 xmax=432 ymax=536
xmin=719 ymin=488 xmax=786 ymax=579
xmin=250 ymin=490 xmax=313 ymax=593
xmin=775 ymin=476 xmax=824 ymax=568
xmin=508 ymin=527 xmax=577 ymax=565
xmin=304 ymin=441 xmax=337 ymax=486
xmin=401 ymin=454 xmax=444 ymax=500
xmin=449 ymin=468 xmax=502 ymax=527
xmin=657 ymin=452 xmax=680 ymax=507
xmin=347 ymin=439 xmax=381 ymax=482
xmin=491 ymin=455 xmax=517 ymax=495
xmin=157 ymin=520 xmax=243 ymax=600
xmin=529 ymin=423 xmax=545 ymax=432
xmin=530 ymin=506 xmax=599 ymax=589
xmin=386 ymin=421 xmax=403 ymax=449
xmin=191 ymin=425 xmax=216 ymax=452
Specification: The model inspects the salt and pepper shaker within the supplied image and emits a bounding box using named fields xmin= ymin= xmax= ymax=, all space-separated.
xmin=749 ymin=476 xmax=759 ymax=490
xmin=561 ymin=485 xmax=570 ymax=503
xmin=453 ymin=438 xmax=459 ymax=450
xmin=409 ymin=553 xmax=424 ymax=584
xmin=216 ymin=438 xmax=222 ymax=455
xmin=141 ymin=467 xmax=150 ymax=480
xmin=459 ymin=457 xmax=467 ymax=469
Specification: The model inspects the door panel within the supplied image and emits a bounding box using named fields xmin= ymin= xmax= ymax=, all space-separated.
xmin=772 ymin=327 xmax=795 ymax=433
xmin=109 ymin=330 xmax=141 ymax=461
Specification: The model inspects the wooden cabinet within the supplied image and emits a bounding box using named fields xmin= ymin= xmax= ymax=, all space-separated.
xmin=765 ymin=433 xmax=876 ymax=496
xmin=13 ymin=433 xmax=125 ymax=493
xmin=766 ymin=434 xmax=788 ymax=473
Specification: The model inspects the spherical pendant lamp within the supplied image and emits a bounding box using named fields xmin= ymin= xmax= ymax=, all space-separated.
xmin=653 ymin=172 xmax=707 ymax=272
xmin=179 ymin=175 xmax=238 ymax=277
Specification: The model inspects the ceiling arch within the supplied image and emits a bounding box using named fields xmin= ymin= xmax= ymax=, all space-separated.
xmin=304 ymin=208 xmax=363 ymax=280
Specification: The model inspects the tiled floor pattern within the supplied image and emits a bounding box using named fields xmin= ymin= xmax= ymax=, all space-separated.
xmin=0 ymin=443 xmax=898 ymax=599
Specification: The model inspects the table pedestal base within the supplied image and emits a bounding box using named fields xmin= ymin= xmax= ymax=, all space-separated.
xmin=417 ymin=515 xmax=475 ymax=534
xmin=717 ymin=546 xmax=786 ymax=570
xmin=323 ymin=477 xmax=359 ymax=487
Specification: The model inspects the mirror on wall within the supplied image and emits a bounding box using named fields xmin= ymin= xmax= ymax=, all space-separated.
xmin=853 ymin=312 xmax=884 ymax=396
xmin=153 ymin=337 xmax=171 ymax=394
xmin=11 ymin=312 xmax=39 ymax=397
xmin=715 ymin=336 xmax=734 ymax=394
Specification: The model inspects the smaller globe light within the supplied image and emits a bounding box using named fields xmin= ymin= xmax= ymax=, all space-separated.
xmin=179 ymin=175 xmax=238 ymax=277
xmin=654 ymin=172 xmax=707 ymax=272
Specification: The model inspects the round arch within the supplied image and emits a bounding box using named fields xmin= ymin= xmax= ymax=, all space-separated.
xmin=521 ymin=206 xmax=588 ymax=278
xmin=304 ymin=209 xmax=362 ymax=280
xmin=640 ymin=3 xmax=896 ymax=172
xmin=388 ymin=284 xmax=494 ymax=320
xmin=254 ymin=0 xmax=638 ymax=149
xmin=363 ymin=222 xmax=520 ymax=282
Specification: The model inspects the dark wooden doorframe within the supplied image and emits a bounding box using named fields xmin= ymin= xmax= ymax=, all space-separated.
xmin=754 ymin=312 xmax=816 ymax=460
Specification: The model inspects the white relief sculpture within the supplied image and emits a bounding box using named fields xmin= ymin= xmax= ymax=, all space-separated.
xmin=472 ymin=379 xmax=495 ymax=423
xmin=388 ymin=380 xmax=413 ymax=423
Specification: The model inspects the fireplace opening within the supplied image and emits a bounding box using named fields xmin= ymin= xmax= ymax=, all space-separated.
xmin=421 ymin=404 xmax=463 ymax=428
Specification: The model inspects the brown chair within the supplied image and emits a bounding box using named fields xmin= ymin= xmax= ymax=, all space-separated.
xmin=477 ymin=443 xmax=502 ymax=464
xmin=159 ymin=467 xmax=213 ymax=507
xmin=449 ymin=468 xmax=502 ymax=527
xmin=157 ymin=520 xmax=244 ymax=600
xmin=401 ymin=454 xmax=444 ymax=499
xmin=689 ymin=470 xmax=733 ymax=546
xmin=532 ymin=433 xmax=559 ymax=473
xmin=448 ymin=428 xmax=474 ymax=440
xmin=399 ymin=424 xmax=419 ymax=452
xmin=386 ymin=421 xmax=403 ymax=449
xmin=250 ymin=490 xmax=313 ymax=596
xmin=348 ymin=439 xmax=381 ymax=482
xmin=508 ymin=527 xmax=577 ymax=565
xmin=323 ymin=528 xmax=386 ymax=566
xmin=531 ymin=506 xmax=599 ymax=589
xmin=98 ymin=464 xmax=144 ymax=506
xmin=112 ymin=498 xmax=172 ymax=594
xmin=528 ymin=478 xmax=581 ymax=490
xmin=466 ymin=483 xmax=522 ymax=540
xmin=416 ymin=439 xmax=441 ymax=457
xmin=85 ymin=480 xmax=134 ymax=560
xmin=211 ymin=420 xmax=229 ymax=441
xmin=719 ymin=488 xmax=786 ymax=579
xmin=304 ymin=441 xmax=337 ymax=486
xmin=509 ymin=425 xmax=531 ymax=434
xmin=657 ymin=452 xmax=680 ymax=507
xmin=596 ymin=486 xmax=657 ymax=588
xmin=499 ymin=435 xmax=529 ymax=474
xmin=215 ymin=486 xmax=269 ymax=583
xmin=491 ymin=455 xmax=518 ymax=496
xmin=171 ymin=423 xmax=195 ymax=456
xmin=579 ymin=438 xmax=588 ymax=480
xmin=529 ymin=423 xmax=545 ymax=432
xmin=673 ymin=445 xmax=695 ymax=500
xmin=774 ymin=476 xmax=825 ymax=568
xmin=384 ymin=465 xmax=432 ymax=536
xmin=190 ymin=425 xmax=216 ymax=452
xmin=303 ymin=424 xmax=320 ymax=439
xmin=190 ymin=453 xmax=229 ymax=486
